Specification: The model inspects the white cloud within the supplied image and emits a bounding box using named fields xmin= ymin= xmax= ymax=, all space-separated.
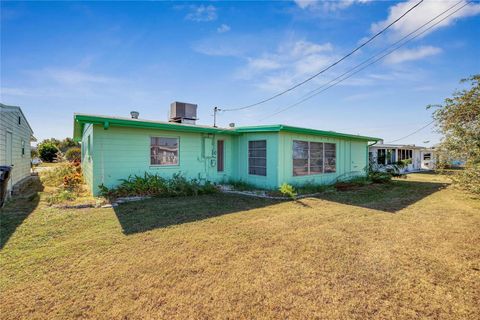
xmin=42 ymin=68 xmax=116 ymax=85
xmin=217 ymin=24 xmax=231 ymax=33
xmin=385 ymin=45 xmax=442 ymax=64
xmin=235 ymin=39 xmax=336 ymax=92
xmin=185 ymin=5 xmax=217 ymax=22
xmin=371 ymin=0 xmax=480 ymax=40
xmin=294 ymin=0 xmax=373 ymax=12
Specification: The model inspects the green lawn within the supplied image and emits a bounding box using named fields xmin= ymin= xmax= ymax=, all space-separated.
xmin=1 ymin=173 xmax=479 ymax=319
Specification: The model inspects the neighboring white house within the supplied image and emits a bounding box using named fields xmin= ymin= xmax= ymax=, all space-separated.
xmin=0 ymin=103 xmax=36 ymax=196
xmin=369 ymin=142 xmax=436 ymax=172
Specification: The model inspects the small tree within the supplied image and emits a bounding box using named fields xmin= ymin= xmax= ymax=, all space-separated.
xmin=65 ymin=147 xmax=81 ymax=162
xmin=38 ymin=142 xmax=59 ymax=162
xmin=58 ymin=138 xmax=80 ymax=153
xmin=430 ymin=75 xmax=480 ymax=194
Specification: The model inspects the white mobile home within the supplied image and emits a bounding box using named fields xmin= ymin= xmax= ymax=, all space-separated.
xmin=369 ymin=143 xmax=435 ymax=172
xmin=0 ymin=104 xmax=35 ymax=196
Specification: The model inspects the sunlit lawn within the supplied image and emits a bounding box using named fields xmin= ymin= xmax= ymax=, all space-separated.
xmin=1 ymin=173 xmax=479 ymax=319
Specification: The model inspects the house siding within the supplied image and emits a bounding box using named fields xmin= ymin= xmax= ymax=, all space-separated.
xmin=87 ymin=125 xmax=235 ymax=195
xmin=79 ymin=121 xmax=373 ymax=195
xmin=0 ymin=105 xmax=33 ymax=194
xmin=277 ymin=131 xmax=368 ymax=186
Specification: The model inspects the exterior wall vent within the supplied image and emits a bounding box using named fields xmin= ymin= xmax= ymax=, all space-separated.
xmin=169 ymin=102 xmax=198 ymax=125
xmin=130 ymin=111 xmax=139 ymax=119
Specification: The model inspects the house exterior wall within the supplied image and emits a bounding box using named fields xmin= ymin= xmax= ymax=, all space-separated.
xmin=233 ymin=132 xmax=279 ymax=189
xmin=277 ymin=131 xmax=368 ymax=187
xmin=81 ymin=123 xmax=373 ymax=195
xmin=369 ymin=146 xmax=424 ymax=171
xmin=0 ymin=106 xmax=33 ymax=194
xmin=85 ymin=125 xmax=235 ymax=195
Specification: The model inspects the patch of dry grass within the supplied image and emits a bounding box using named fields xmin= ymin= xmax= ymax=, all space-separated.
xmin=1 ymin=173 xmax=479 ymax=319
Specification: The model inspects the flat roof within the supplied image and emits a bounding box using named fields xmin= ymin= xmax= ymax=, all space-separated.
xmin=73 ymin=113 xmax=381 ymax=142
xmin=371 ymin=144 xmax=426 ymax=149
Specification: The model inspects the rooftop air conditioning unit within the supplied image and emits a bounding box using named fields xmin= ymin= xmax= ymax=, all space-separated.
xmin=169 ymin=101 xmax=198 ymax=124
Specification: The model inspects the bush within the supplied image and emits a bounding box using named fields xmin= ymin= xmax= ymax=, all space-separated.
xmin=279 ymin=183 xmax=297 ymax=199
xmin=38 ymin=142 xmax=59 ymax=162
xmin=227 ymin=179 xmax=257 ymax=191
xmin=99 ymin=172 xmax=219 ymax=199
xmin=65 ymin=147 xmax=81 ymax=162
xmin=368 ymin=171 xmax=392 ymax=183
xmin=451 ymin=164 xmax=480 ymax=195
xmin=40 ymin=161 xmax=83 ymax=191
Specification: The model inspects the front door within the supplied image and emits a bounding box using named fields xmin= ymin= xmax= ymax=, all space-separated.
xmin=6 ymin=131 xmax=13 ymax=191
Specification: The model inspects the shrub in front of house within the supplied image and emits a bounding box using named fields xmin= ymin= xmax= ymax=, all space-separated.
xmin=99 ymin=173 xmax=219 ymax=199
xmin=65 ymin=147 xmax=81 ymax=162
xmin=279 ymin=183 xmax=297 ymax=199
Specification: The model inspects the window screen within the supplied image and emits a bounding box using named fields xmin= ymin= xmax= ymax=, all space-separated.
xmin=324 ymin=143 xmax=336 ymax=173
xmin=248 ymin=140 xmax=266 ymax=176
xmin=293 ymin=140 xmax=309 ymax=176
xmin=293 ymin=141 xmax=335 ymax=176
xmin=151 ymin=137 xmax=179 ymax=165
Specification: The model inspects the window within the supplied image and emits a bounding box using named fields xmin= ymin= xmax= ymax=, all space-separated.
xmin=248 ymin=140 xmax=266 ymax=176
xmin=377 ymin=149 xmax=386 ymax=164
xmin=21 ymin=140 xmax=25 ymax=156
xmin=324 ymin=143 xmax=336 ymax=173
xmin=292 ymin=141 xmax=335 ymax=176
xmin=217 ymin=140 xmax=224 ymax=172
xmin=398 ymin=149 xmax=413 ymax=161
xmin=18 ymin=116 xmax=21 ymax=125
xmin=423 ymin=153 xmax=431 ymax=160
xmin=151 ymin=137 xmax=179 ymax=165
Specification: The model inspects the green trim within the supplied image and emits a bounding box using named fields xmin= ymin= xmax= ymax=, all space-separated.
xmin=73 ymin=114 xmax=381 ymax=142
xmin=73 ymin=114 xmax=237 ymax=141
xmin=235 ymin=124 xmax=381 ymax=141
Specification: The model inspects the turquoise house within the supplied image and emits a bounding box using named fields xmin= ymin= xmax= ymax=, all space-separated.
xmin=73 ymin=105 xmax=380 ymax=196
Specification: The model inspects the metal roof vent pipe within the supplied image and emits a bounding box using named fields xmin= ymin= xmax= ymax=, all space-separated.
xmin=130 ymin=111 xmax=139 ymax=119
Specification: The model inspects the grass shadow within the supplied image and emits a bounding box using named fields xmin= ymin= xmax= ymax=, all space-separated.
xmin=314 ymin=179 xmax=448 ymax=213
xmin=113 ymin=177 xmax=449 ymax=235
xmin=113 ymin=193 xmax=279 ymax=235
xmin=1 ymin=176 xmax=43 ymax=249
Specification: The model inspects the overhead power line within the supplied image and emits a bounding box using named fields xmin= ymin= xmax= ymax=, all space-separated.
xmin=221 ymin=0 xmax=424 ymax=112
xmin=261 ymin=0 xmax=468 ymax=120
xmin=387 ymin=120 xmax=435 ymax=143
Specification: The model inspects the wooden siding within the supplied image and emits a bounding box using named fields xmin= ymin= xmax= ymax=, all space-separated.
xmin=0 ymin=106 xmax=33 ymax=193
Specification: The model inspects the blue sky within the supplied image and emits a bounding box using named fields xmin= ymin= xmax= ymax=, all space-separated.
xmin=1 ymin=0 xmax=479 ymax=145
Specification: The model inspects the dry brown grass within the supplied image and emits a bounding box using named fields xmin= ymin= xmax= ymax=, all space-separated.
xmin=1 ymin=173 xmax=479 ymax=319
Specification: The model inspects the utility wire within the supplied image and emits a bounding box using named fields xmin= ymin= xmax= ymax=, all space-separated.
xmin=387 ymin=120 xmax=435 ymax=143
xmin=261 ymin=1 xmax=469 ymax=120
xmin=296 ymin=0 xmax=463 ymax=101
xmin=221 ymin=0 xmax=424 ymax=112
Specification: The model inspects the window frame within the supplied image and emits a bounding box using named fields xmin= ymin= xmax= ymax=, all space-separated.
xmin=248 ymin=140 xmax=267 ymax=176
xmin=292 ymin=140 xmax=336 ymax=176
xmin=150 ymin=136 xmax=180 ymax=167
xmin=21 ymin=140 xmax=25 ymax=156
